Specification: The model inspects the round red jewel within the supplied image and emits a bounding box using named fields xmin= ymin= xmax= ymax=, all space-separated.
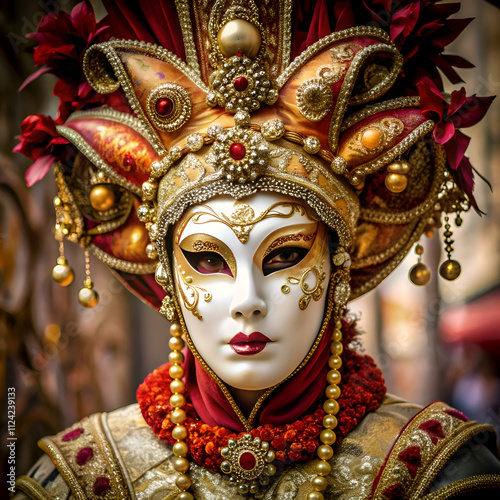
xmin=155 ymin=97 xmax=174 ymax=116
xmin=76 ymin=447 xmax=93 ymax=465
xmin=229 ymin=143 xmax=246 ymax=160
xmin=93 ymin=477 xmax=110 ymax=496
xmin=233 ymin=76 xmax=248 ymax=92
xmin=239 ymin=451 xmax=257 ymax=471
xmin=62 ymin=428 xmax=84 ymax=442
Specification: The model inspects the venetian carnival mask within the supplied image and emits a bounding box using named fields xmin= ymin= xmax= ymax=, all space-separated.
xmin=172 ymin=192 xmax=332 ymax=390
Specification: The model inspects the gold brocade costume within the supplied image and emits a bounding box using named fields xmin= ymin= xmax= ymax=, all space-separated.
xmin=14 ymin=395 xmax=500 ymax=499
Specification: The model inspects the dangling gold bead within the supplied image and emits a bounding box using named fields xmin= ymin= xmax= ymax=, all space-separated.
xmin=170 ymin=322 xmax=183 ymax=337
xmin=173 ymin=457 xmax=190 ymax=473
xmin=311 ymin=476 xmax=328 ymax=491
xmin=317 ymin=444 xmax=333 ymax=460
xmin=385 ymin=173 xmax=408 ymax=193
xmin=172 ymin=441 xmax=188 ymax=457
xmin=439 ymin=259 xmax=461 ymax=280
xmin=307 ymin=492 xmax=324 ymax=500
xmin=322 ymin=414 xmax=338 ymax=429
xmin=52 ymin=258 xmax=74 ymax=286
xmin=169 ymin=336 xmax=185 ymax=351
xmin=170 ymin=394 xmax=186 ymax=408
xmin=387 ymin=159 xmax=411 ymax=174
xmin=315 ymin=460 xmax=331 ymax=476
xmin=327 ymin=370 xmax=341 ymax=385
xmin=170 ymin=379 xmax=185 ymax=394
xmin=328 ymin=355 xmax=342 ymax=370
xmin=217 ymin=19 xmax=261 ymax=58
xmin=175 ymin=473 xmax=192 ymax=491
xmin=323 ymin=398 xmax=340 ymax=415
xmin=89 ymin=185 xmax=115 ymax=211
xmin=169 ymin=364 xmax=185 ymax=379
xmin=172 ymin=425 xmax=188 ymax=440
xmin=169 ymin=350 xmax=185 ymax=364
xmin=409 ymin=262 xmax=431 ymax=286
xmin=178 ymin=492 xmax=194 ymax=500
xmin=330 ymin=341 xmax=343 ymax=355
xmin=320 ymin=429 xmax=337 ymax=445
xmin=78 ymin=282 xmax=99 ymax=307
xmin=171 ymin=408 xmax=186 ymax=424
xmin=325 ymin=384 xmax=341 ymax=400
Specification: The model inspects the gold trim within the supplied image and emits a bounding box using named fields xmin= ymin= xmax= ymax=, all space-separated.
xmin=38 ymin=438 xmax=87 ymax=500
xmin=277 ymin=26 xmax=393 ymax=87
xmin=90 ymin=413 xmax=131 ymax=499
xmin=100 ymin=413 xmax=137 ymax=499
xmin=14 ymin=476 xmax=53 ymax=500
xmin=89 ymin=243 xmax=157 ymax=274
xmin=174 ymin=0 xmax=202 ymax=75
xmin=412 ymin=423 xmax=496 ymax=499
xmin=422 ymin=474 xmax=500 ymax=499
xmin=341 ymin=96 xmax=421 ymax=132
xmin=56 ymin=126 xmax=142 ymax=198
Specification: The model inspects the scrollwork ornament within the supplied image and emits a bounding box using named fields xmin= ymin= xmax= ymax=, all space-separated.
xmin=296 ymin=78 xmax=334 ymax=122
xmin=283 ymin=264 xmax=326 ymax=310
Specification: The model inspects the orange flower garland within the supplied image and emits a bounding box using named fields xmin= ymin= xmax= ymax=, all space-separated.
xmin=137 ymin=319 xmax=386 ymax=474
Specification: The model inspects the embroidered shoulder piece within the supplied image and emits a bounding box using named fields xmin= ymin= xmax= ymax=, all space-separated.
xmin=371 ymin=402 xmax=500 ymax=499
xmin=34 ymin=413 xmax=132 ymax=499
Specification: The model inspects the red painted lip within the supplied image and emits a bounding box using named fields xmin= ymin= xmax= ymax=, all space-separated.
xmin=229 ymin=332 xmax=272 ymax=356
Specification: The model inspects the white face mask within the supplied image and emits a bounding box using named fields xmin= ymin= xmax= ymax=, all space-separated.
xmin=172 ymin=192 xmax=331 ymax=391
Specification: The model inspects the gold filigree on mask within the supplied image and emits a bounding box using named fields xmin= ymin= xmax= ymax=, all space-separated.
xmin=263 ymin=232 xmax=316 ymax=259
xmin=182 ymin=201 xmax=319 ymax=244
xmin=179 ymin=233 xmax=237 ymax=278
xmin=283 ymin=262 xmax=326 ymax=310
xmin=175 ymin=265 xmax=212 ymax=320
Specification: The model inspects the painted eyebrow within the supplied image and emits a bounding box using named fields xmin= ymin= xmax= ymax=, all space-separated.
xmin=263 ymin=231 xmax=317 ymax=258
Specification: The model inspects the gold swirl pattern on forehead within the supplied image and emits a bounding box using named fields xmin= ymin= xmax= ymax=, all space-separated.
xmin=179 ymin=201 xmax=320 ymax=244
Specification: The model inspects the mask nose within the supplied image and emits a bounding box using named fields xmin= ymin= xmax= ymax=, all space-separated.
xmin=230 ymin=265 xmax=267 ymax=320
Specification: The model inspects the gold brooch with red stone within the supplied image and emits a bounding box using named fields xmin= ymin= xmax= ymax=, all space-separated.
xmin=220 ymin=433 xmax=277 ymax=497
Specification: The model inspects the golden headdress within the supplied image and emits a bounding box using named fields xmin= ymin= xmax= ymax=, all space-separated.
xmin=16 ymin=0 xmax=492 ymax=311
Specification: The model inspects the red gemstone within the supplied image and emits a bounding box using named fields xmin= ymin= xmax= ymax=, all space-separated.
xmin=155 ymin=97 xmax=174 ymax=116
xmin=239 ymin=451 xmax=257 ymax=471
xmin=93 ymin=477 xmax=110 ymax=496
xmin=229 ymin=143 xmax=246 ymax=160
xmin=236 ymin=50 xmax=243 ymax=57
xmin=62 ymin=428 xmax=84 ymax=442
xmin=76 ymin=447 xmax=93 ymax=465
xmin=233 ymin=76 xmax=248 ymax=92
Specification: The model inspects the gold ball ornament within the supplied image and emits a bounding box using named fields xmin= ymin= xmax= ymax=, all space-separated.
xmin=178 ymin=492 xmax=194 ymax=500
xmin=217 ymin=19 xmax=261 ymax=58
xmin=307 ymin=492 xmax=324 ymax=500
xmin=172 ymin=441 xmax=188 ymax=457
xmin=312 ymin=476 xmax=328 ymax=491
xmin=89 ymin=185 xmax=115 ymax=211
xmin=175 ymin=473 xmax=192 ymax=491
xmin=52 ymin=258 xmax=74 ymax=286
xmin=385 ymin=173 xmax=408 ymax=193
xmin=387 ymin=159 xmax=411 ymax=174
xmin=439 ymin=259 xmax=461 ymax=280
xmin=174 ymin=457 xmax=190 ymax=473
xmin=78 ymin=283 xmax=99 ymax=307
xmin=409 ymin=262 xmax=431 ymax=286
